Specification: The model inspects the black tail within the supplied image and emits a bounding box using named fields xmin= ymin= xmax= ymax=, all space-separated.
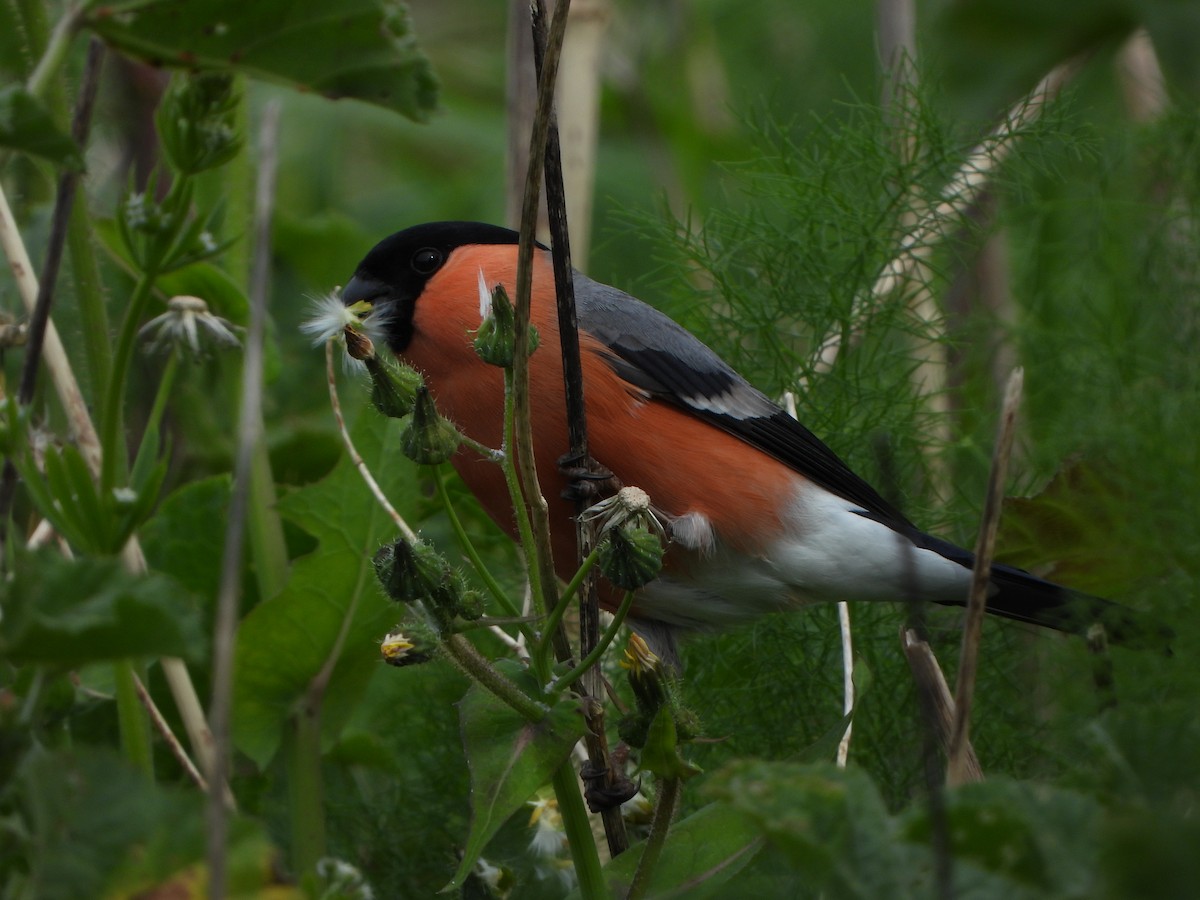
xmin=917 ymin=534 xmax=1172 ymax=652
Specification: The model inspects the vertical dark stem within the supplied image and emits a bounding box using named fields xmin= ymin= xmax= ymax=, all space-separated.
xmin=0 ymin=39 xmax=105 ymax=546
xmin=531 ymin=0 xmax=630 ymax=857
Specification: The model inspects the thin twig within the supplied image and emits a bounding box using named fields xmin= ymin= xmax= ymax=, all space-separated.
xmin=902 ymin=627 xmax=983 ymax=782
xmin=947 ymin=367 xmax=1023 ymax=787
xmin=0 ymin=40 xmax=104 ymax=540
xmin=134 ymin=673 xmax=209 ymax=792
xmin=325 ymin=342 xmax=418 ymax=544
xmin=512 ymin=0 xmax=574 ymax=651
xmin=207 ymin=99 xmax=280 ymax=900
xmin=532 ymin=0 xmax=629 ymax=856
xmin=0 ymin=174 xmax=101 ymax=471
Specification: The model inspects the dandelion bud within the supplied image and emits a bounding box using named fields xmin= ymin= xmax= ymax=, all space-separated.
xmin=373 ymin=538 xmax=466 ymax=626
xmin=474 ymin=279 xmax=539 ymax=367
xmin=399 ymin=386 xmax=460 ymax=465
xmin=599 ymin=522 xmax=664 ymax=591
xmin=365 ymin=355 xmax=423 ymax=418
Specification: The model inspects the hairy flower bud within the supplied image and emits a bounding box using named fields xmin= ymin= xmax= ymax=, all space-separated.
xmin=365 ymin=355 xmax=423 ymax=418
xmin=583 ymin=487 xmax=666 ymax=590
xmin=473 ymin=277 xmax=539 ymax=367
xmin=399 ymin=386 xmax=460 ymax=464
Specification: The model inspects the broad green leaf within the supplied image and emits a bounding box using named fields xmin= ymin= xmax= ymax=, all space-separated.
xmin=13 ymin=748 xmax=283 ymax=900
xmin=903 ymin=778 xmax=1101 ymax=896
xmin=84 ymin=0 xmax=439 ymax=120
xmin=232 ymin=412 xmax=418 ymax=767
xmin=703 ymin=760 xmax=915 ymax=899
xmin=586 ymin=804 xmax=765 ymax=899
xmin=446 ymin=685 xmax=585 ymax=892
xmin=0 ymin=84 xmax=83 ymax=168
xmin=995 ymin=460 xmax=1150 ymax=594
xmin=0 ymin=551 xmax=203 ymax=664
xmin=140 ymin=476 xmax=231 ymax=603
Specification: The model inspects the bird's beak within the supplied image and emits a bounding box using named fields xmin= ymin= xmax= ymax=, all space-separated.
xmin=342 ymin=274 xmax=388 ymax=308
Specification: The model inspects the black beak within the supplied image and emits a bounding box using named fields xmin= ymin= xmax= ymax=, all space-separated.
xmin=342 ymin=274 xmax=389 ymax=307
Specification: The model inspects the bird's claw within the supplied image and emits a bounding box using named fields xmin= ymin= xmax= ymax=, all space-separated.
xmin=579 ymin=760 xmax=638 ymax=813
xmin=558 ymin=452 xmax=622 ymax=503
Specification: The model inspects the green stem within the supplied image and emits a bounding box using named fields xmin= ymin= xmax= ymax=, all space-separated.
xmin=433 ymin=465 xmax=523 ymax=622
xmin=99 ymin=267 xmax=158 ymax=492
xmin=444 ymin=634 xmax=545 ymax=721
xmin=552 ymin=589 xmax=634 ymax=693
xmin=627 ymin=776 xmax=680 ymax=900
xmin=145 ymin=353 xmax=179 ymax=435
xmin=551 ymin=762 xmax=607 ymax=899
xmin=498 ymin=369 xmax=544 ymax=619
xmin=113 ymin=659 xmax=153 ymax=777
xmin=535 ymin=547 xmax=600 ymax=665
xmin=25 ymin=3 xmax=80 ymax=101
xmin=67 ymin=197 xmax=112 ymax=392
xmin=286 ymin=709 xmax=326 ymax=882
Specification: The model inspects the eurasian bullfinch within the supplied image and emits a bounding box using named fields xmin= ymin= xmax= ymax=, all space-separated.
xmin=341 ymin=220 xmax=1160 ymax=658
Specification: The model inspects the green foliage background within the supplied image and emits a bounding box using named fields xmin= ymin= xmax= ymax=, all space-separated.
xmin=1 ymin=0 xmax=1197 ymax=897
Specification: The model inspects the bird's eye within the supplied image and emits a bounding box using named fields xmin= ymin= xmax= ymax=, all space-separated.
xmin=411 ymin=247 xmax=443 ymax=275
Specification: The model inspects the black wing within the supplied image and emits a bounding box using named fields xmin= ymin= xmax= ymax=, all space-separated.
xmin=574 ymin=273 xmax=914 ymax=530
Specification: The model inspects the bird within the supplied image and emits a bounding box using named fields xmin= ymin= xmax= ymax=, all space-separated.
xmin=340 ymin=220 xmax=1163 ymax=661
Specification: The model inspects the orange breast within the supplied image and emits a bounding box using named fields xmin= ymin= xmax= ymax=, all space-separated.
xmin=397 ymin=245 xmax=800 ymax=607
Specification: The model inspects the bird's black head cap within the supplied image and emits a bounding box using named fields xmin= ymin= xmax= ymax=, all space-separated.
xmin=343 ymin=221 xmax=522 ymax=353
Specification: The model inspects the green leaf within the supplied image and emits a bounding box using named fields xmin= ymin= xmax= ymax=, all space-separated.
xmin=588 ymin=804 xmax=765 ymax=899
xmin=0 ymin=551 xmax=203 ymax=665
xmin=84 ymin=0 xmax=439 ymax=120
xmin=446 ymin=686 xmax=585 ymax=892
xmin=12 ymin=747 xmax=280 ymax=900
xmin=140 ymin=476 xmax=232 ymax=602
xmin=702 ymin=760 xmax=915 ymax=898
xmin=903 ymin=778 xmax=1101 ymax=896
xmin=995 ymin=460 xmax=1151 ymax=594
xmin=232 ymin=413 xmax=419 ymax=767
xmin=0 ymin=84 xmax=83 ymax=168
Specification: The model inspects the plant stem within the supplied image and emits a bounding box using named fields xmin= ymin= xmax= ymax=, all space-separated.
xmin=285 ymin=709 xmax=326 ymax=882
xmin=551 ymin=762 xmax=607 ymax=899
xmin=536 ymin=546 xmax=600 ymax=665
xmin=627 ymin=776 xmax=680 ymax=900
xmin=553 ymin=589 xmax=634 ymax=693
xmin=25 ymin=3 xmax=81 ymax=101
xmin=113 ymin=660 xmax=154 ymax=777
xmin=444 ymin=634 xmax=545 ymax=721
xmin=67 ymin=196 xmax=112 ymax=392
xmin=433 ymin=465 xmax=524 ymax=622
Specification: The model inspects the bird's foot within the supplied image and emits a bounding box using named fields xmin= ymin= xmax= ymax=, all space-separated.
xmin=558 ymin=452 xmax=623 ymax=504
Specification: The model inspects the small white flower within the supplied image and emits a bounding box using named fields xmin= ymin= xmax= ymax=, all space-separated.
xmin=138 ymin=295 xmax=240 ymax=357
